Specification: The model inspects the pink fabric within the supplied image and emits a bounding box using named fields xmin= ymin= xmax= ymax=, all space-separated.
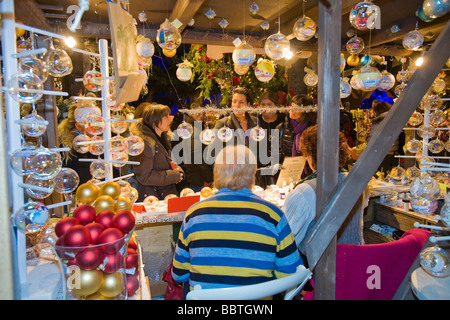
xmin=303 ymin=228 xmax=430 ymax=300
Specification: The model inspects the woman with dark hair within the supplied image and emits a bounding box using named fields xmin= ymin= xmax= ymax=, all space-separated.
xmin=130 ymin=103 xmax=184 ymax=201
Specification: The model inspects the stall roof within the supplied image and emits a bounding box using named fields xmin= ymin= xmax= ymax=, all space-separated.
xmin=15 ymin=0 xmax=449 ymax=57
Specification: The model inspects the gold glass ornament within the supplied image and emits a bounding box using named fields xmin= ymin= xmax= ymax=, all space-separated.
xmin=99 ymin=181 xmax=121 ymax=200
xmin=347 ymin=54 xmax=360 ymax=67
xmin=76 ymin=182 xmax=100 ymax=204
xmin=99 ymin=272 xmax=124 ymax=298
xmin=85 ymin=291 xmax=112 ymax=300
xmin=163 ymin=48 xmax=176 ymax=57
xmin=93 ymin=195 xmax=115 ymax=213
xmin=114 ymin=195 xmax=132 ymax=212
xmin=71 ymin=269 xmax=103 ymax=297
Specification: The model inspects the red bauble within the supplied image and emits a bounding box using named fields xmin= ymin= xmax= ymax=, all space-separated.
xmin=102 ymin=252 xmax=123 ymax=273
xmin=95 ymin=210 xmax=115 ymax=229
xmin=76 ymin=245 xmax=104 ymax=270
xmin=55 ymin=217 xmax=80 ymax=238
xmin=128 ymin=239 xmax=138 ymax=251
xmin=125 ymin=247 xmax=138 ymax=269
xmin=112 ymin=210 xmax=135 ymax=234
xmin=85 ymin=222 xmax=105 ymax=244
xmin=97 ymin=227 xmax=124 ymax=254
xmin=73 ymin=204 xmax=96 ymax=225
xmin=63 ymin=225 xmax=91 ymax=248
xmin=126 ymin=275 xmax=140 ymax=296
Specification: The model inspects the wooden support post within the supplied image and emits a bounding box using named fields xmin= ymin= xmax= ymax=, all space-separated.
xmin=305 ymin=19 xmax=450 ymax=273
xmin=311 ymin=0 xmax=342 ymax=300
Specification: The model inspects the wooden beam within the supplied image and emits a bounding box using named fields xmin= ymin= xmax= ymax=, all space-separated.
xmin=169 ymin=0 xmax=206 ymax=33
xmin=304 ymin=19 xmax=450 ymax=270
xmin=313 ymin=0 xmax=342 ymax=300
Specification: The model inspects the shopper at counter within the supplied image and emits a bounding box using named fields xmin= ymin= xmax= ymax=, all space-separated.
xmin=130 ymin=103 xmax=184 ymax=201
xmin=283 ymin=125 xmax=369 ymax=261
xmin=172 ymin=145 xmax=303 ymax=295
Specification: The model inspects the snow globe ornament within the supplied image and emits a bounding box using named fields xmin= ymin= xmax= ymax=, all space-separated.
xmin=346 ymin=36 xmax=365 ymax=55
xmin=83 ymin=70 xmax=104 ymax=92
xmin=176 ymin=60 xmax=193 ymax=82
xmin=356 ymin=65 xmax=382 ymax=92
xmin=377 ymin=70 xmax=396 ymax=91
xmin=7 ymin=73 xmax=43 ymax=104
xmin=177 ymin=121 xmax=193 ymax=139
xmin=232 ymin=41 xmax=256 ymax=67
xmin=90 ymin=159 xmax=110 ymax=180
xmin=349 ymin=1 xmax=379 ymax=31
xmin=20 ymin=112 xmax=47 ymax=137
xmin=156 ymin=19 xmax=182 ymax=51
xmin=254 ymin=59 xmax=275 ymax=82
xmin=340 ymin=78 xmax=352 ymax=98
xmin=12 ymin=200 xmax=49 ymax=234
xmin=420 ymin=246 xmax=450 ymax=277
xmin=402 ymin=30 xmax=424 ymax=50
xmin=264 ymin=32 xmax=290 ymax=60
xmin=292 ymin=15 xmax=316 ymax=41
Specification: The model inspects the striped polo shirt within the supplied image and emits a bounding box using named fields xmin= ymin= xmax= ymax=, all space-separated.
xmin=172 ymin=188 xmax=303 ymax=290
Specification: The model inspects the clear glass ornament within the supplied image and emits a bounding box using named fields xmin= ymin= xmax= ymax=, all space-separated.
xmin=24 ymin=175 xmax=54 ymax=199
xmin=410 ymin=195 xmax=438 ymax=215
xmin=377 ymin=70 xmax=396 ymax=91
xmin=200 ymin=128 xmax=215 ymax=145
xmin=292 ymin=16 xmax=316 ymax=41
xmin=410 ymin=172 xmax=440 ymax=200
xmin=402 ymin=30 xmax=424 ymax=50
xmin=357 ymin=65 xmax=382 ymax=92
xmin=249 ymin=2 xmax=259 ymax=14
xmin=405 ymin=166 xmax=421 ymax=180
xmin=110 ymin=114 xmax=128 ymax=134
xmin=126 ymin=135 xmax=145 ymax=156
xmin=177 ymin=121 xmax=193 ymax=139
xmin=7 ymin=73 xmax=43 ymax=104
xmin=74 ymin=105 xmax=102 ymax=124
xmin=20 ymin=112 xmax=47 ymax=137
xmin=394 ymin=82 xmax=407 ymax=97
xmin=405 ymin=138 xmax=423 ymax=153
xmin=25 ymin=147 xmax=62 ymax=181
xmin=89 ymin=159 xmax=110 ymax=180
xmin=340 ymin=78 xmax=352 ymax=98
xmin=18 ymin=56 xmax=48 ymax=83
xmin=83 ymin=70 xmax=104 ymax=92
xmin=180 ymin=188 xmax=195 ymax=197
xmin=417 ymin=125 xmax=436 ymax=139
xmin=420 ymin=246 xmax=449 ymax=277
xmin=136 ymin=40 xmax=154 ymax=58
xmin=396 ymin=71 xmax=413 ymax=83
xmin=89 ymin=136 xmax=105 ymax=156
xmin=432 ymin=77 xmax=446 ymax=94
xmin=430 ymin=109 xmax=446 ymax=126
xmin=85 ymin=115 xmax=106 ymax=136
xmin=111 ymin=151 xmax=128 ymax=168
xmin=445 ymin=140 xmax=450 ymax=153
xmin=53 ymin=167 xmax=80 ymax=194
xmin=12 ymin=200 xmax=49 ymax=233
xmin=10 ymin=144 xmax=37 ymax=176
xmin=44 ymin=45 xmax=73 ymax=77
xmin=217 ymin=126 xmax=233 ymax=142
xmin=349 ymin=1 xmax=379 ymax=30
xmin=250 ymin=126 xmax=266 ymax=142
xmin=156 ymin=19 xmax=182 ymax=50
xmin=419 ymin=94 xmax=443 ymax=111
xmin=72 ymin=134 xmax=91 ymax=154
xmin=264 ymin=32 xmax=290 ymax=60
xmin=304 ymin=71 xmax=318 ymax=87
xmin=116 ymin=179 xmax=132 ymax=197
xmin=109 ymin=135 xmax=128 ymax=153
xmin=408 ymin=111 xmax=424 ymax=126
xmin=428 ymin=137 xmax=445 ymax=153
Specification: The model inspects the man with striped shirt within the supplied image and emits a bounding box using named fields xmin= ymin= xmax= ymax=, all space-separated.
xmin=172 ymin=145 xmax=303 ymax=296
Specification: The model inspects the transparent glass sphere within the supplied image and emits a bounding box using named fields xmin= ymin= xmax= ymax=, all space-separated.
xmin=20 ymin=112 xmax=47 ymax=137
xmin=402 ymin=30 xmax=424 ymax=50
xmin=126 ymin=135 xmax=145 ymax=156
xmin=156 ymin=19 xmax=182 ymax=50
xmin=200 ymin=128 xmax=216 ymax=145
xmin=72 ymin=134 xmax=91 ymax=154
xmin=417 ymin=125 xmax=436 ymax=139
xmin=12 ymin=200 xmax=49 ymax=233
xmin=177 ymin=121 xmax=193 ymax=139
xmin=24 ymin=175 xmax=54 ymax=199
xmin=109 ymin=135 xmax=128 ymax=153
xmin=10 ymin=143 xmax=37 ymax=176
xmin=176 ymin=65 xmax=192 ymax=81
xmin=74 ymin=106 xmax=102 ymax=124
xmin=7 ymin=73 xmax=43 ymax=104
xmin=292 ymin=16 xmax=316 ymax=41
xmin=420 ymin=246 xmax=449 ymax=277
xmin=89 ymin=159 xmax=110 ymax=180
xmin=18 ymin=56 xmax=48 ymax=83
xmin=304 ymin=72 xmax=318 ymax=87
xmin=83 ymin=70 xmax=105 ymax=92
xmin=349 ymin=1 xmax=379 ymax=30
xmin=110 ymin=114 xmax=128 ymax=134
xmin=180 ymin=188 xmax=195 ymax=197
xmin=340 ymin=78 xmax=352 ymax=98
xmin=377 ymin=71 xmax=396 ymax=91
xmin=89 ymin=136 xmax=105 ymax=156
xmin=53 ymin=167 xmax=80 ymax=194
xmin=116 ymin=179 xmax=132 ymax=197
xmin=111 ymin=150 xmax=128 ymax=168
xmin=410 ymin=172 xmax=440 ymax=199
xmin=232 ymin=41 xmax=256 ymax=66
xmin=264 ymin=32 xmax=290 ymax=60
xmin=432 ymin=77 xmax=446 ymax=94
xmin=250 ymin=126 xmax=266 ymax=142
xmin=430 ymin=110 xmax=446 ymax=126
xmin=396 ymin=71 xmax=413 ymax=83
xmin=408 ymin=111 xmax=423 ymax=126
xmin=405 ymin=138 xmax=422 ymax=153
xmin=143 ymin=195 xmax=159 ymax=208
xmin=419 ymin=157 xmax=435 ymax=169
xmin=25 ymin=147 xmax=62 ymax=181
xmin=428 ymin=138 xmax=444 ymax=154
xmin=419 ymin=94 xmax=443 ymax=111
xmin=136 ymin=40 xmax=155 ymax=58
xmin=394 ymin=82 xmax=407 ymax=97
xmin=357 ymin=65 xmax=382 ymax=92
xmin=45 ymin=47 xmax=73 ymax=77
xmin=217 ymin=126 xmax=233 ymax=142
xmin=405 ymin=166 xmax=421 ymax=180
xmin=85 ymin=115 xmax=106 ymax=136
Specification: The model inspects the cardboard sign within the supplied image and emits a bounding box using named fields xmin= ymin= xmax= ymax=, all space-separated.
xmin=276 ymin=156 xmax=307 ymax=187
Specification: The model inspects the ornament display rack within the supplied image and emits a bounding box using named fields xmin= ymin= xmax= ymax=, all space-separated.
xmin=0 ymin=0 xmax=141 ymax=298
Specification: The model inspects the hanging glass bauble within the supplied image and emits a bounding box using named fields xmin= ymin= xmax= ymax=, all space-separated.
xmin=419 ymin=157 xmax=435 ymax=169
xmin=126 ymin=135 xmax=145 ymax=156
xmin=44 ymin=46 xmax=73 ymax=77
xmin=430 ymin=109 xmax=446 ymax=126
xmin=24 ymin=175 xmax=54 ymax=199
xmin=204 ymin=8 xmax=216 ymax=19
xmin=218 ymin=18 xmax=229 ymax=29
xmin=304 ymin=71 xmax=318 ymax=87
xmin=377 ymin=70 xmax=396 ymax=91
xmin=405 ymin=166 xmax=421 ymax=180
xmin=85 ymin=115 xmax=106 ymax=136
xmin=292 ymin=16 xmax=316 ymax=41
xmin=110 ymin=103 xmax=125 ymax=113
xmin=25 ymin=147 xmax=62 ymax=181
xmin=89 ymin=159 xmax=110 ymax=180
xmin=176 ymin=61 xmax=193 ymax=82
xmin=53 ymin=167 xmax=80 ymax=194
xmin=418 ymin=125 xmax=436 ymax=139
xmin=10 ymin=144 xmax=36 ymax=176
xmin=340 ymin=78 xmax=352 ymax=99
xmin=20 ymin=112 xmax=47 ymax=137
xmin=156 ymin=19 xmax=182 ymax=50
xmin=420 ymin=246 xmax=450 ymax=277
xmin=110 ymin=114 xmax=127 ymax=134
xmin=419 ymin=94 xmax=443 ymax=110
xmin=200 ymin=128 xmax=215 ymax=145
xmin=346 ymin=36 xmax=365 ymax=55
xmin=12 ymin=200 xmax=49 ymax=233
xmin=136 ymin=39 xmax=155 ymax=58
xmin=138 ymin=55 xmax=152 ymax=69
xmin=356 ymin=65 xmax=382 ymax=92
xmin=18 ymin=56 xmax=48 ymax=83
xmin=217 ymin=126 xmax=233 ymax=142
xmin=408 ymin=111 xmax=424 ymax=126
xmin=410 ymin=172 xmax=440 ymax=199
xmin=83 ymin=70 xmax=104 ymax=92
xmin=254 ymin=59 xmax=275 ymax=82
xmin=74 ymin=105 xmax=102 ymax=124
xmin=232 ymin=41 xmax=256 ymax=67
xmin=432 ymin=77 xmax=446 ymax=94
xmin=234 ymin=64 xmax=249 ymax=75
xmin=111 ymin=151 xmax=129 ymax=168
xmin=396 ymin=70 xmax=413 ymax=83
xmin=89 ymin=136 xmax=105 ymax=156
xmin=394 ymin=82 xmax=407 ymax=97
xmin=264 ymin=32 xmax=290 ymax=60
xmin=177 ymin=121 xmax=193 ymax=139
xmin=163 ymin=48 xmax=177 ymax=57
xmin=7 ymin=73 xmax=43 ymax=104
xmin=17 ymin=39 xmax=31 ymax=53
xmin=349 ymin=1 xmax=379 ymax=30
xmin=429 ymin=137 xmax=445 ymax=154
xmin=405 ymin=138 xmax=423 ymax=153
xmin=249 ymin=2 xmax=259 ymax=14
xmin=350 ymin=74 xmax=361 ymax=90
xmin=422 ymin=0 xmax=450 ymax=19
xmin=72 ymin=134 xmax=91 ymax=154
xmin=250 ymin=126 xmax=266 ymax=142
xmin=359 ymin=55 xmax=372 ymax=66
xmin=402 ymin=30 xmax=424 ymax=50
xmin=109 ymin=135 xmax=128 ymax=153
xmin=347 ymin=54 xmax=360 ymax=67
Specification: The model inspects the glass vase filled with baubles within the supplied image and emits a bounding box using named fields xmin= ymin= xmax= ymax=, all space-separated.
xmin=409 ymin=172 xmax=440 ymax=215
xmin=53 ymin=202 xmax=137 ymax=300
